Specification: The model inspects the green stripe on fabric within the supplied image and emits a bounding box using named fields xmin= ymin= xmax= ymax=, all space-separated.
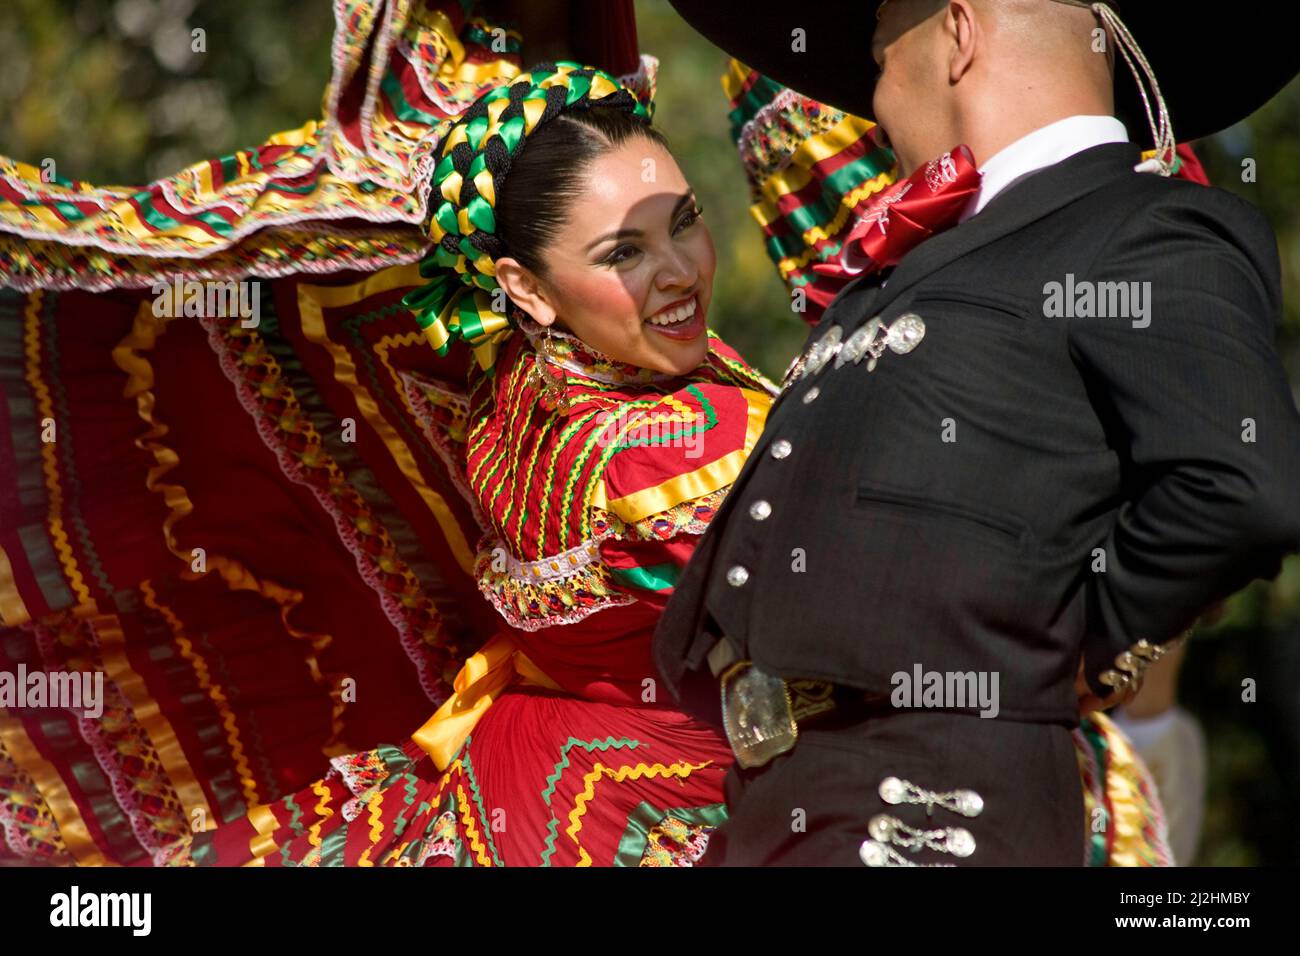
xmin=615 ymin=383 xmax=716 ymax=449
xmin=457 ymin=745 xmax=504 ymax=866
xmin=614 ymin=800 xmax=729 ymax=867
xmin=725 ymin=72 xmax=788 ymax=139
xmin=0 ymin=290 xmax=74 ymax=612
xmin=538 ymin=736 xmax=643 ymax=866
xmin=130 ymin=193 xmax=181 ymax=232
xmin=608 ymin=562 xmax=679 ymax=592
xmin=53 ymin=201 xmax=87 ymax=222
xmin=380 ymin=72 xmax=444 ymax=126
xmin=1082 ymin=721 xmax=1111 ymax=867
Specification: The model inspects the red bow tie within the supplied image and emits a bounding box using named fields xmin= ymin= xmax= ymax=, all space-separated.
xmin=813 ymin=145 xmax=981 ymax=281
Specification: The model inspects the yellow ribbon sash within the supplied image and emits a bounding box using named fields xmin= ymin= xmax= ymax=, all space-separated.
xmin=411 ymin=633 xmax=561 ymax=771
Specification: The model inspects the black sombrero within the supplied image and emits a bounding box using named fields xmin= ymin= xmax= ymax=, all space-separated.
xmin=667 ymin=0 xmax=1300 ymax=145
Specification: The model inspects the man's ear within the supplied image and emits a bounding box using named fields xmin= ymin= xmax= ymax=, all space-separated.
xmin=494 ymin=257 xmax=557 ymax=326
xmin=947 ymin=0 xmax=977 ymax=84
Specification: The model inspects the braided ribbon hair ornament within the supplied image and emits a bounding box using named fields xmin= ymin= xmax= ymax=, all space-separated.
xmin=402 ymin=62 xmax=652 ymax=371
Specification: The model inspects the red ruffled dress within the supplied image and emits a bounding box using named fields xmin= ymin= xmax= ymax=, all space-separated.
xmin=174 ymin=326 xmax=1171 ymax=867
xmin=179 ymin=328 xmax=775 ymax=866
xmin=0 ymin=2 xmax=1174 ymax=868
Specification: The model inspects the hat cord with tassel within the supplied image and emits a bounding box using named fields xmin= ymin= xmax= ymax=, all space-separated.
xmin=1055 ymin=0 xmax=1176 ymax=175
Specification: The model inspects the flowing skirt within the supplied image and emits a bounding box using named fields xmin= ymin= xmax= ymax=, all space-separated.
xmin=166 ymin=688 xmax=1169 ymax=867
xmin=174 ymin=687 xmax=733 ymax=867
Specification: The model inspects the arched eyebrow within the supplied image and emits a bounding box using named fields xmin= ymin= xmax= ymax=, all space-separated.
xmin=583 ymin=191 xmax=696 ymax=252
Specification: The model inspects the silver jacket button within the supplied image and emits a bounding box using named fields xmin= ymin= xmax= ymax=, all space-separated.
xmin=946 ymin=827 xmax=976 ymax=858
xmin=885 ymin=313 xmax=926 ymax=354
xmin=726 ymin=565 xmax=750 ymax=587
xmin=878 ymin=776 xmax=906 ymax=805
xmin=749 ymin=500 xmax=772 ymax=521
xmin=859 ymin=839 xmax=889 ymax=867
xmin=770 ymin=439 xmax=792 ymax=459
xmin=802 ymin=386 xmax=820 ymax=404
xmin=952 ymin=789 xmax=984 ymax=818
xmin=868 ymin=813 xmax=897 ymax=842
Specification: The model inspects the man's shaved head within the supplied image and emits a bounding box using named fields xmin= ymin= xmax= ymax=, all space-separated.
xmin=871 ymin=0 xmax=1115 ymax=175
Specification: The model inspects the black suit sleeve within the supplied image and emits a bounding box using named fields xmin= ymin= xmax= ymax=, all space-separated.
xmin=1067 ymin=185 xmax=1300 ymax=696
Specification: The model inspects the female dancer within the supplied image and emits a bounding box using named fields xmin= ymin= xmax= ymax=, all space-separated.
xmin=170 ymin=62 xmax=1169 ymax=867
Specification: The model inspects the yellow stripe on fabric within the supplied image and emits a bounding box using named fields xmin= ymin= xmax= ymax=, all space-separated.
xmin=456 ymin=783 xmax=493 ymax=865
xmin=751 ymin=113 xmax=877 ymax=212
xmin=14 ymin=203 xmax=68 ymax=232
xmin=93 ymin=609 xmax=214 ymax=850
xmin=564 ymin=760 xmax=714 ymax=867
xmin=111 ymin=199 xmax=228 ymax=248
xmin=0 ymin=544 xmax=31 ymax=626
xmin=1092 ymin=711 xmax=1170 ymax=866
xmin=244 ymin=802 xmax=280 ymax=866
xmin=23 ymin=290 xmax=94 ymax=609
xmin=179 ymin=121 xmax=316 ymax=210
xmin=720 ymin=58 xmax=753 ymax=102
xmin=590 ymin=388 xmax=771 ymax=522
xmin=767 ymin=174 xmax=897 ymax=282
xmin=307 ymin=778 xmax=335 ymax=849
xmin=140 ymin=580 xmax=246 ymax=814
xmin=297 ymin=265 xmax=475 ymax=575
xmin=194 ymin=160 xmax=216 ymax=200
xmin=757 ymin=167 xmax=894 ymax=241
xmin=372 ymin=331 xmax=428 ymax=422
xmin=0 ymin=714 xmax=110 ymax=865
xmin=355 ymin=790 xmax=387 ymax=866
xmin=382 ymin=840 xmax=411 ymax=865
xmin=453 ymin=59 xmax=522 ymax=85
xmin=264 ymin=121 xmax=318 ymax=148
xmin=426 ymin=7 xmax=466 ymax=66
xmin=112 ymin=305 xmax=348 ymax=758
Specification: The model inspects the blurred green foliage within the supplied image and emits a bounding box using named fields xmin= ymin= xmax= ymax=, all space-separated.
xmin=2 ymin=0 xmax=1297 ymax=864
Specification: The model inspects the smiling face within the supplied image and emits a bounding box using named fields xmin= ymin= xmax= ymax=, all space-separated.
xmin=493 ymin=137 xmax=715 ymax=377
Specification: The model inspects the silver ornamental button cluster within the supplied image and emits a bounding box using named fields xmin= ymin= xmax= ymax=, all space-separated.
xmin=861 ymin=776 xmax=984 ymax=866
xmin=790 ymin=312 xmax=927 ymax=384
xmin=878 ymin=775 xmax=984 ymax=818
xmin=867 ymin=813 xmax=976 ymax=858
xmin=801 ymin=325 xmax=842 ymax=378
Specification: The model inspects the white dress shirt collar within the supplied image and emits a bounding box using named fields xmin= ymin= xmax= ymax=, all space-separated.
xmin=959 ymin=114 xmax=1129 ymax=223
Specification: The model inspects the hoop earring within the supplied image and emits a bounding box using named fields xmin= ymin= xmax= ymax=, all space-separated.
xmin=526 ymin=329 xmax=571 ymax=412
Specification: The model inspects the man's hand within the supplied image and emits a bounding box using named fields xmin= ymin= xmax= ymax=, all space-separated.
xmin=1075 ymin=654 xmax=1142 ymax=717
xmin=1075 ymin=606 xmax=1220 ymax=716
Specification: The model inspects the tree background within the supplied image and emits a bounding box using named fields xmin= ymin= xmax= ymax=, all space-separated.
xmin=2 ymin=0 xmax=1297 ymax=864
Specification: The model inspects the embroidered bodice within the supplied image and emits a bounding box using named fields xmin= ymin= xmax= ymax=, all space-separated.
xmin=465 ymin=327 xmax=775 ymax=642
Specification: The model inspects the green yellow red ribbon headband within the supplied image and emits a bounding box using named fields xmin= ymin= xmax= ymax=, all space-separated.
xmin=403 ymin=61 xmax=652 ymax=369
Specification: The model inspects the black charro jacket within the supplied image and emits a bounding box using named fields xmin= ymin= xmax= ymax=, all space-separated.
xmin=654 ymin=141 xmax=1300 ymax=726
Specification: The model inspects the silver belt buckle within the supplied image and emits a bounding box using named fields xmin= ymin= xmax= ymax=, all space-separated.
xmin=719 ymin=660 xmax=798 ymax=769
